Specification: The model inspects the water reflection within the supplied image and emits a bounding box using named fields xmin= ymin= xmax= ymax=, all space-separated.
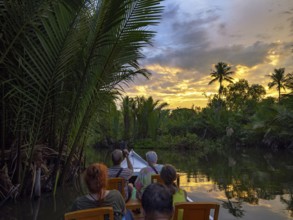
xmin=280 ymin=191 xmax=293 ymax=217
xmin=150 ymin=148 xmax=293 ymax=219
xmin=1 ymin=148 xmax=292 ymax=220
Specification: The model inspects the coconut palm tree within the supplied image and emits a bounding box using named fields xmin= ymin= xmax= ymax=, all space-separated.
xmin=285 ymin=73 xmax=293 ymax=91
xmin=0 ymin=0 xmax=164 ymax=193
xmin=132 ymin=96 xmax=168 ymax=139
xmin=267 ymin=68 xmax=288 ymax=103
xmin=121 ymin=96 xmax=135 ymax=141
xmin=208 ymin=62 xmax=234 ymax=98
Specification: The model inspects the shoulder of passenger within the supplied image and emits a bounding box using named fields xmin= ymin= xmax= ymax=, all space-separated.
xmin=109 ymin=189 xmax=123 ymax=197
xmin=140 ymin=167 xmax=148 ymax=173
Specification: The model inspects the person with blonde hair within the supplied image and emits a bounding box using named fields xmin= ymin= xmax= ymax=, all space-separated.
xmin=70 ymin=163 xmax=133 ymax=220
xmin=134 ymin=151 xmax=163 ymax=199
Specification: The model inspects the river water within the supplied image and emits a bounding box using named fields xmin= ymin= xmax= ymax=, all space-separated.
xmin=1 ymin=147 xmax=293 ymax=219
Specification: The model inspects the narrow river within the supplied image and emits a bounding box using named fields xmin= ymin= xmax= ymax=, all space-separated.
xmin=1 ymin=147 xmax=293 ymax=219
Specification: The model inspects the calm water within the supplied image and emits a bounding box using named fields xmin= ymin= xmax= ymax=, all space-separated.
xmin=1 ymin=147 xmax=293 ymax=219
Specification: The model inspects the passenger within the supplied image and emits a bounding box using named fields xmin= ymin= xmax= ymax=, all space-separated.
xmin=108 ymin=149 xmax=133 ymax=201
xmin=160 ymin=164 xmax=187 ymax=220
xmin=134 ymin=151 xmax=163 ymax=199
xmin=141 ymin=183 xmax=173 ymax=220
xmin=160 ymin=164 xmax=188 ymax=205
xmin=69 ymin=163 xmax=133 ymax=220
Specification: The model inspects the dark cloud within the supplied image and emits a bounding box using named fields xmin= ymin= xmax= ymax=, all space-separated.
xmin=160 ymin=89 xmax=182 ymax=95
xmin=218 ymin=23 xmax=227 ymax=36
xmin=151 ymin=3 xmax=216 ymax=49
xmin=176 ymin=71 xmax=198 ymax=81
xmin=226 ymin=42 xmax=275 ymax=66
xmin=177 ymin=28 xmax=210 ymax=47
xmin=124 ymin=0 xmax=293 ymax=108
xmin=159 ymin=81 xmax=177 ymax=88
xmin=279 ymin=8 xmax=293 ymax=33
xmin=172 ymin=13 xmax=220 ymax=31
xmin=162 ymin=3 xmax=180 ymax=20
xmin=290 ymin=17 xmax=293 ymax=33
xmin=273 ymin=25 xmax=284 ymax=31
xmin=147 ymin=40 xmax=275 ymax=76
xmin=280 ymin=42 xmax=293 ymax=67
xmin=256 ymin=33 xmax=271 ymax=40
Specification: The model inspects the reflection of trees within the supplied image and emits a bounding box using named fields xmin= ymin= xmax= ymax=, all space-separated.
xmin=144 ymin=147 xmax=293 ymax=218
xmin=230 ymin=183 xmax=259 ymax=205
xmin=195 ymin=148 xmax=293 ymax=218
xmin=218 ymin=183 xmax=245 ymax=217
xmin=221 ymin=198 xmax=245 ymax=218
xmin=280 ymin=190 xmax=293 ymax=217
xmin=256 ymin=188 xmax=276 ymax=201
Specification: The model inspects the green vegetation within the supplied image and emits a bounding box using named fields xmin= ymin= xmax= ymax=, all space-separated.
xmin=90 ymin=63 xmax=292 ymax=153
xmin=0 ymin=0 xmax=164 ymax=200
xmin=0 ymin=0 xmax=292 ymax=207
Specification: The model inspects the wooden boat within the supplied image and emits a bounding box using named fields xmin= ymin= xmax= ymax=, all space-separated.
xmin=120 ymin=149 xmax=190 ymax=198
xmin=120 ymin=149 xmax=215 ymax=220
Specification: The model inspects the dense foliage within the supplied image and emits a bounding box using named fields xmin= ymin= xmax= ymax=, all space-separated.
xmin=0 ymin=0 xmax=292 ymax=205
xmin=0 ymin=0 xmax=164 ymax=199
xmin=92 ymin=72 xmax=293 ymax=152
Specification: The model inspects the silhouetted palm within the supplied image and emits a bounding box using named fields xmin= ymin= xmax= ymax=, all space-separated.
xmin=134 ymin=96 xmax=168 ymax=139
xmin=209 ymin=62 xmax=234 ymax=98
xmin=267 ymin=68 xmax=287 ymax=103
xmin=285 ymin=73 xmax=293 ymax=91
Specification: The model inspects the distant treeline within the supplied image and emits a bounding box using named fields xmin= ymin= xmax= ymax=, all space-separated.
xmin=93 ymin=63 xmax=293 ymax=152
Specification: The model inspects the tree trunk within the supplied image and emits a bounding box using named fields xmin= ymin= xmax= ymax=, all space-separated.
xmin=1 ymin=85 xmax=5 ymax=168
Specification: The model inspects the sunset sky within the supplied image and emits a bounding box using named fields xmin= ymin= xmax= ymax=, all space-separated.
xmin=123 ymin=0 xmax=293 ymax=108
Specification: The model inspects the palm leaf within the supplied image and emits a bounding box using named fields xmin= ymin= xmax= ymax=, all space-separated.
xmin=60 ymin=0 xmax=164 ymax=183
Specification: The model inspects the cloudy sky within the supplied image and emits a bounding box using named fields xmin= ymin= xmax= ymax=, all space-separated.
xmin=124 ymin=0 xmax=293 ymax=108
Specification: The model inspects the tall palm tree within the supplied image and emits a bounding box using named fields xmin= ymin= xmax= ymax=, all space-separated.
xmin=121 ymin=96 xmax=134 ymax=141
xmin=208 ymin=62 xmax=234 ymax=98
xmin=145 ymin=97 xmax=168 ymax=140
xmin=133 ymin=96 xmax=168 ymax=139
xmin=1 ymin=0 xmax=164 ymax=192
xmin=267 ymin=68 xmax=287 ymax=103
xmin=285 ymin=73 xmax=293 ymax=91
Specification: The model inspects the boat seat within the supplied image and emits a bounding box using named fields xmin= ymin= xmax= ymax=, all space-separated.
xmin=173 ymin=202 xmax=220 ymax=220
xmin=107 ymin=177 xmax=126 ymax=198
xmin=64 ymin=207 xmax=114 ymax=220
xmin=107 ymin=177 xmax=142 ymax=212
xmin=151 ymin=174 xmax=180 ymax=187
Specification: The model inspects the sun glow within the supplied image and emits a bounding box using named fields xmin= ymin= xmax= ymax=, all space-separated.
xmin=267 ymin=49 xmax=280 ymax=66
xmin=146 ymin=64 xmax=183 ymax=76
xmin=235 ymin=65 xmax=251 ymax=80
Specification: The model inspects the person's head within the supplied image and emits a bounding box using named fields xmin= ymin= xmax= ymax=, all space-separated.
xmin=160 ymin=164 xmax=177 ymax=186
xmin=142 ymin=183 xmax=173 ymax=220
xmin=84 ymin=163 xmax=108 ymax=196
xmin=160 ymin=164 xmax=177 ymax=195
xmin=111 ymin=149 xmax=124 ymax=165
xmin=146 ymin=151 xmax=158 ymax=165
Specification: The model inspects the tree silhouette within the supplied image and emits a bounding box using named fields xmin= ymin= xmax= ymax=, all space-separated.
xmin=267 ymin=68 xmax=288 ymax=103
xmin=209 ymin=62 xmax=234 ymax=98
